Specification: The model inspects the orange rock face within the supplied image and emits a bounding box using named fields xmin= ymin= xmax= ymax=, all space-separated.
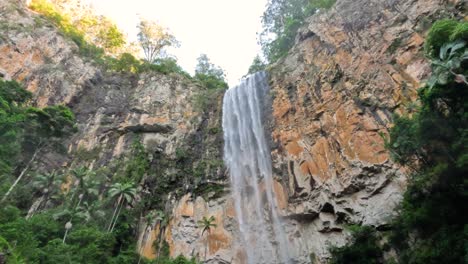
xmin=266 ymin=1 xmax=461 ymax=237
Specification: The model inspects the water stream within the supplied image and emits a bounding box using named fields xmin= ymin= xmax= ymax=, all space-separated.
xmin=222 ymin=72 xmax=291 ymax=264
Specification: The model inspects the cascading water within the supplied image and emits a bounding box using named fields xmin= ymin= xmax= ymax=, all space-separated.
xmin=222 ymin=72 xmax=291 ymax=264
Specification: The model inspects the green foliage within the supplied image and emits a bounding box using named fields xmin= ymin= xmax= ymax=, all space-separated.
xmin=387 ymin=38 xmax=402 ymax=54
xmin=107 ymin=53 xmax=142 ymax=73
xmin=386 ymin=19 xmax=468 ymax=264
xmin=0 ymin=235 xmax=23 ymax=264
xmin=0 ymin=79 xmax=31 ymax=175
xmin=194 ymin=54 xmax=228 ymax=90
xmin=193 ymin=88 xmax=224 ymax=112
xmin=0 ymin=79 xmax=75 ymax=204
xmin=427 ymin=40 xmax=468 ymax=88
xmin=260 ymin=0 xmax=336 ymax=63
xmin=0 ymin=96 xmax=144 ymax=264
xmin=246 ymin=55 xmax=267 ymax=75
xmin=97 ymin=24 xmax=126 ymax=51
xmin=29 ymin=0 xmax=125 ymax=57
xmin=137 ymin=19 xmax=179 ymax=63
xmin=114 ymin=138 xmax=150 ymax=183
xmin=29 ymin=0 xmax=106 ymax=61
xmin=0 ymin=189 xmax=141 ymax=263
xmin=193 ymin=182 xmax=225 ymax=200
xmin=152 ymin=255 xmax=199 ymax=264
xmin=29 ymin=0 xmax=188 ymax=77
xmin=309 ymin=0 xmax=336 ymax=9
xmin=329 ymin=226 xmax=383 ymax=264
xmin=194 ymin=73 xmax=228 ymax=90
xmin=208 ymin=126 xmax=221 ymax=135
xmin=330 ymin=19 xmax=468 ymax=264
xmin=197 ymin=216 xmax=217 ymax=236
xmin=424 ymin=19 xmax=468 ymax=57
xmin=140 ymin=58 xmax=191 ymax=77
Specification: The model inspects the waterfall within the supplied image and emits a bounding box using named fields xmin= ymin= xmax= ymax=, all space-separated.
xmin=222 ymin=72 xmax=290 ymax=264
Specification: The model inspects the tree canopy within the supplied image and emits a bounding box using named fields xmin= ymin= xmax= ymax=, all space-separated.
xmin=137 ymin=19 xmax=179 ymax=63
xmin=260 ymin=0 xmax=336 ymax=63
xmin=194 ymin=54 xmax=228 ymax=90
xmin=329 ymin=19 xmax=468 ymax=264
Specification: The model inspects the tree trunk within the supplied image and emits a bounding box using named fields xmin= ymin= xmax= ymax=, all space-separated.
xmin=110 ymin=201 xmax=124 ymax=233
xmin=1 ymin=146 xmax=42 ymax=203
xmin=205 ymin=239 xmax=208 ymax=262
xmin=26 ymin=195 xmax=45 ymax=219
xmin=107 ymin=195 xmax=122 ymax=232
xmin=75 ymin=193 xmax=84 ymax=209
xmin=157 ymin=225 xmax=166 ymax=258
xmin=63 ymin=228 xmax=69 ymax=244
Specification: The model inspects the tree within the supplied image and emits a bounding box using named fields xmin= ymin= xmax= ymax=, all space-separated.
xmin=137 ymin=19 xmax=178 ymax=63
xmin=107 ymin=182 xmax=137 ymax=233
xmin=329 ymin=19 xmax=468 ymax=264
xmin=0 ymin=80 xmax=75 ymax=204
xmin=195 ymin=54 xmax=224 ymax=78
xmin=197 ymin=216 xmax=217 ymax=261
xmin=43 ymin=0 xmax=127 ymax=55
xmin=62 ymin=221 xmax=72 ymax=244
xmin=69 ymin=166 xmax=100 ymax=209
xmin=247 ymin=55 xmax=267 ymax=75
xmin=260 ymin=0 xmax=336 ymax=62
xmin=155 ymin=210 xmax=169 ymax=258
xmin=194 ymin=54 xmax=228 ymax=90
xmin=30 ymin=171 xmax=64 ymax=213
xmin=0 ymin=79 xmax=32 ymax=175
xmin=76 ymin=201 xmax=105 ymax=223
xmin=96 ymin=22 xmax=126 ymax=53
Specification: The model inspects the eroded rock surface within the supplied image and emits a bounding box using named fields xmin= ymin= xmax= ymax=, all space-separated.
xmin=267 ymin=0 xmax=465 ymax=262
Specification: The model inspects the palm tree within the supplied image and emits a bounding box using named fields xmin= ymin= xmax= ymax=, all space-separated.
xmin=70 ymin=167 xmax=100 ymax=209
xmin=28 ymin=171 xmax=64 ymax=217
xmin=107 ymin=182 xmax=137 ymax=233
xmin=154 ymin=210 xmax=169 ymax=258
xmin=197 ymin=216 xmax=217 ymax=262
xmin=32 ymin=171 xmax=63 ymax=196
xmin=62 ymin=221 xmax=73 ymax=244
xmin=137 ymin=210 xmax=166 ymax=264
xmin=54 ymin=206 xmax=86 ymax=244
xmin=1 ymin=143 xmax=44 ymax=204
xmin=69 ymin=166 xmax=88 ymax=205
xmin=76 ymin=201 xmax=105 ymax=223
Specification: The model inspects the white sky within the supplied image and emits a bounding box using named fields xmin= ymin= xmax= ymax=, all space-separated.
xmin=85 ymin=0 xmax=268 ymax=86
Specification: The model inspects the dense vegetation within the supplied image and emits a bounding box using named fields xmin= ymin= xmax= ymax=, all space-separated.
xmin=1 ymin=4 xmax=226 ymax=259
xmin=259 ymin=0 xmax=336 ymax=63
xmin=29 ymin=0 xmax=189 ymax=77
xmin=0 ymin=79 xmax=75 ymax=204
xmin=0 ymin=80 xmax=202 ymax=263
xmin=29 ymin=0 xmax=230 ymax=110
xmin=329 ymin=19 xmax=468 ymax=264
xmin=192 ymin=54 xmax=228 ymax=111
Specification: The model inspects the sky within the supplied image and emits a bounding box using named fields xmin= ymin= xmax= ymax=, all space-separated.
xmin=84 ymin=0 xmax=268 ymax=86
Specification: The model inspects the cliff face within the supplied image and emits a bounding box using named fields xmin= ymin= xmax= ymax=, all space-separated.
xmin=1 ymin=0 xmax=466 ymax=263
xmin=267 ymin=0 xmax=465 ymax=262
xmin=1 ymin=0 xmax=226 ymax=260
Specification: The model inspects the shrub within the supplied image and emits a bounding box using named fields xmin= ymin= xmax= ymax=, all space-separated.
xmin=386 ymin=19 xmax=468 ymax=264
xmin=424 ymin=19 xmax=468 ymax=57
xmin=329 ymin=226 xmax=383 ymax=264
xmin=330 ymin=19 xmax=468 ymax=264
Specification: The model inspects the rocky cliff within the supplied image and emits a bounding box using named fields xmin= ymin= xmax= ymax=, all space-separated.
xmin=1 ymin=0 xmax=466 ymax=263
xmin=158 ymin=1 xmax=465 ymax=262
xmin=266 ymin=0 xmax=465 ymax=262
xmin=1 ymin=0 xmax=226 ymax=261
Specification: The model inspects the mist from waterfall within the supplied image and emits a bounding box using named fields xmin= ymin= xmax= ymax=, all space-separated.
xmin=222 ymin=72 xmax=290 ymax=264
